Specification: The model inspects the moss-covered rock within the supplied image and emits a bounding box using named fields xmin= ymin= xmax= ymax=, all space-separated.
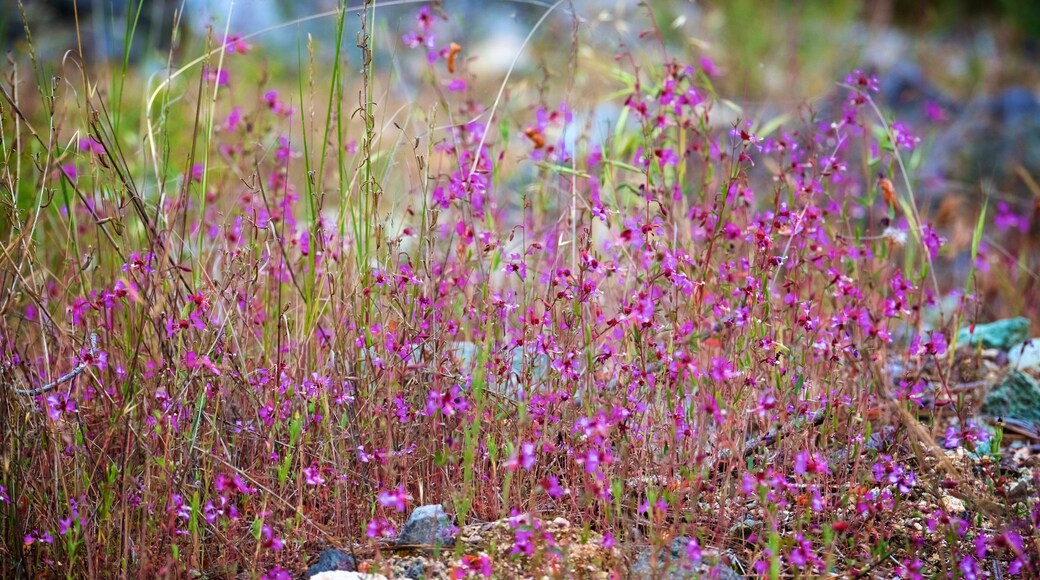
xmin=981 ymin=371 xmax=1040 ymax=425
xmin=956 ymin=317 xmax=1031 ymax=351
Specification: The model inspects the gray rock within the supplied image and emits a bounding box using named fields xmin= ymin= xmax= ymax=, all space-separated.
xmin=956 ymin=317 xmax=1031 ymax=351
xmin=879 ymin=62 xmax=957 ymax=125
xmin=310 ymin=573 xmax=386 ymax=580
xmin=449 ymin=342 xmax=549 ymax=400
xmin=982 ymin=371 xmax=1040 ymax=426
xmin=404 ymin=562 xmax=426 ymax=579
xmin=1008 ymin=339 xmax=1040 ymax=371
xmin=923 ymin=88 xmax=1040 ymax=205
xmin=396 ymin=504 xmax=455 ymax=547
xmin=305 ymin=548 xmax=357 ymax=578
xmin=631 ymin=537 xmax=744 ymax=580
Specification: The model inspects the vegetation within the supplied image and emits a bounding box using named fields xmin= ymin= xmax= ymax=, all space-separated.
xmin=1 ymin=1 xmax=1037 ymax=577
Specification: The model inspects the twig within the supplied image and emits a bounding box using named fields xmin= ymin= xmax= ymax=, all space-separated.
xmin=742 ymin=407 xmax=828 ymax=458
xmin=12 ymin=332 xmax=97 ymax=396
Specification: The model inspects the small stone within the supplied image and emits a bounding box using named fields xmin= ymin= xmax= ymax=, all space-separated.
xmin=1008 ymin=339 xmax=1040 ymax=371
xmin=941 ymin=494 xmax=966 ymax=515
xmin=728 ymin=518 xmax=760 ymax=537
xmin=461 ymin=534 xmax=482 ymax=543
xmin=305 ymin=549 xmax=357 ymax=578
xmin=310 ymin=573 xmax=387 ymax=580
xmin=957 ymin=318 xmax=1031 ymax=351
xmin=631 ymin=537 xmax=744 ymax=580
xmin=551 ymin=517 xmax=571 ymax=528
xmin=404 ymin=562 xmax=426 ymax=579
xmin=396 ymin=504 xmax=455 ymax=547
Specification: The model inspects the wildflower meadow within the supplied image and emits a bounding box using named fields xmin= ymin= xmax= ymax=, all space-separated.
xmin=2 ymin=1 xmax=1040 ymax=578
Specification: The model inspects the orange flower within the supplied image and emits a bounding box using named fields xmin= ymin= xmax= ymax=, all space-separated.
xmin=878 ymin=175 xmax=897 ymax=212
xmin=446 ymin=42 xmax=462 ymax=74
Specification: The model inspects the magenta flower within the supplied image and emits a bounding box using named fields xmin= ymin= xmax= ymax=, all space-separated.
xmin=699 ymin=56 xmax=718 ymax=77
xmin=225 ymin=106 xmax=243 ymax=132
xmin=60 ymin=163 xmax=78 ymax=181
xmin=24 ymin=530 xmax=55 ymax=545
xmin=365 ymin=518 xmax=395 ymax=539
xmin=793 ymin=451 xmax=830 ymax=476
xmin=78 ymin=136 xmax=105 ymax=154
xmin=685 ymin=537 xmax=702 ymax=565
xmin=122 ymin=251 xmax=156 ymax=275
xmin=167 ymin=493 xmax=191 ymax=520
xmin=215 ymin=472 xmax=253 ymax=495
xmin=260 ymin=524 xmax=284 ymax=550
xmin=845 ymin=69 xmax=880 ymax=92
xmin=69 ymin=296 xmax=92 ymax=326
xmin=303 ymin=464 xmax=325 ymax=486
xmin=378 ymin=485 xmax=411 ymax=512
xmin=539 ymin=476 xmax=565 ymax=499
xmin=261 ymin=567 xmax=292 ymax=580
xmin=203 ymin=66 xmax=229 ymax=86
xmin=224 ymin=34 xmax=251 ymax=54
xmin=891 ymin=121 xmax=920 ymax=151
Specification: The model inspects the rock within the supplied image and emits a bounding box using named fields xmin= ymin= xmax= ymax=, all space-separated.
xmin=310 ymin=573 xmax=386 ymax=580
xmin=879 ymin=62 xmax=957 ymax=125
xmin=982 ymin=371 xmax=1040 ymax=426
xmin=396 ymin=504 xmax=455 ymax=547
xmin=940 ymin=494 xmax=967 ymax=515
xmin=1008 ymin=339 xmax=1040 ymax=371
xmin=727 ymin=518 xmax=761 ymax=537
xmin=923 ymin=88 xmax=1040 ymax=205
xmin=404 ymin=562 xmax=426 ymax=579
xmin=449 ymin=342 xmax=550 ymax=400
xmin=866 ymin=425 xmax=898 ymax=452
xmin=956 ymin=317 xmax=1031 ymax=351
xmin=305 ymin=549 xmax=357 ymax=578
xmin=631 ymin=537 xmax=744 ymax=580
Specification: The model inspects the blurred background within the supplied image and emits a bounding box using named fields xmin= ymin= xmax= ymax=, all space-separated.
xmin=5 ymin=0 xmax=1039 ymax=291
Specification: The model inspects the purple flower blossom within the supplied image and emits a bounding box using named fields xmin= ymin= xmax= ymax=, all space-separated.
xmin=303 ymin=464 xmax=325 ymax=486
xmin=122 ymin=251 xmax=156 ymax=275
xmin=24 ymin=530 xmax=55 ymax=545
xmin=223 ymin=34 xmax=251 ymax=54
xmin=943 ymin=421 xmax=990 ymax=450
xmin=366 ymin=518 xmax=395 ymax=539
xmin=686 ymin=537 xmax=702 ymax=565
xmin=890 ymin=121 xmax=920 ymax=151
xmin=845 ymin=69 xmax=880 ymax=92
xmin=539 ymin=476 xmax=565 ymax=499
xmin=261 ymin=567 xmax=292 ymax=580
xmin=260 ymin=524 xmax=284 ymax=550
xmin=79 ymin=136 xmax=104 ymax=154
xmin=215 ymin=472 xmax=253 ymax=495
xmin=378 ymin=485 xmax=411 ymax=512
xmin=872 ymin=455 xmax=916 ymax=494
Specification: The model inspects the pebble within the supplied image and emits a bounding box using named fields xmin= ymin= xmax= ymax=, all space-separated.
xmin=304 ymin=548 xmax=357 ymax=578
xmin=941 ymin=494 xmax=967 ymax=515
xmin=310 ymin=573 xmax=387 ymax=580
